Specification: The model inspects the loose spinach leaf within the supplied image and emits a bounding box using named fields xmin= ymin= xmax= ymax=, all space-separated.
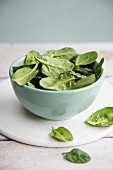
xmin=40 ymin=72 xmax=75 ymax=91
xmin=50 ymin=126 xmax=73 ymax=142
xmin=24 ymin=50 xmax=40 ymax=65
xmin=12 ymin=64 xmax=38 ymax=86
xmin=62 ymin=148 xmax=91 ymax=163
xmin=95 ymin=58 xmax=104 ymax=80
xmin=86 ymin=107 xmax=113 ymax=127
xmin=74 ymin=74 xmax=96 ymax=89
xmin=76 ymin=51 xmax=98 ymax=65
xmin=46 ymin=47 xmax=77 ymax=60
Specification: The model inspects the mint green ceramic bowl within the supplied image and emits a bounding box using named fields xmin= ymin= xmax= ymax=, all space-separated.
xmin=9 ymin=56 xmax=104 ymax=120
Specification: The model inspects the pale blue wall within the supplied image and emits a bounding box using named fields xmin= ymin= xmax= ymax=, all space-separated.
xmin=0 ymin=0 xmax=113 ymax=42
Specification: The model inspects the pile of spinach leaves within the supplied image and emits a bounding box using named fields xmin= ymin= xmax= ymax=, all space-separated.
xmin=12 ymin=47 xmax=104 ymax=90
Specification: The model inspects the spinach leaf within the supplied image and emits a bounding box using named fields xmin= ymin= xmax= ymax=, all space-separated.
xmin=13 ymin=65 xmax=25 ymax=73
xmin=95 ymin=58 xmax=104 ymax=80
xmin=28 ymin=82 xmax=35 ymax=88
xmin=74 ymin=74 xmax=96 ymax=89
xmin=25 ymin=50 xmax=72 ymax=78
xmin=62 ymin=148 xmax=91 ymax=163
xmin=76 ymin=51 xmax=98 ymax=65
xmin=46 ymin=47 xmax=77 ymax=60
xmin=42 ymin=64 xmax=64 ymax=78
xmin=86 ymin=107 xmax=113 ymax=127
xmin=71 ymin=71 xmax=86 ymax=78
xmin=24 ymin=50 xmax=40 ymax=65
xmin=12 ymin=64 xmax=38 ymax=86
xmin=74 ymin=66 xmax=93 ymax=76
xmin=40 ymin=72 xmax=75 ymax=91
xmin=13 ymin=65 xmax=35 ymax=73
xmin=34 ymin=55 xmax=74 ymax=72
xmin=50 ymin=126 xmax=73 ymax=142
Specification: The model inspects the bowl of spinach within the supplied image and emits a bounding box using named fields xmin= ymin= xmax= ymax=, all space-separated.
xmin=9 ymin=47 xmax=104 ymax=120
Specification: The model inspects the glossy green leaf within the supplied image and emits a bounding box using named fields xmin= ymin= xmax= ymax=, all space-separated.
xmin=13 ymin=65 xmax=25 ymax=73
xmin=13 ymin=65 xmax=35 ymax=73
xmin=50 ymin=126 xmax=73 ymax=142
xmin=40 ymin=72 xmax=75 ymax=91
xmin=95 ymin=58 xmax=104 ymax=80
xmin=62 ymin=148 xmax=91 ymax=163
xmin=74 ymin=74 xmax=96 ymax=89
xmin=12 ymin=64 xmax=38 ymax=86
xmin=35 ymin=55 xmax=74 ymax=73
xmin=76 ymin=51 xmax=98 ymax=65
xmin=46 ymin=47 xmax=77 ymax=60
xmin=24 ymin=50 xmax=40 ymax=65
xmin=86 ymin=107 xmax=113 ymax=127
xmin=28 ymin=82 xmax=35 ymax=88
xmin=42 ymin=64 xmax=64 ymax=78
xmin=71 ymin=71 xmax=86 ymax=78
xmin=74 ymin=66 xmax=93 ymax=76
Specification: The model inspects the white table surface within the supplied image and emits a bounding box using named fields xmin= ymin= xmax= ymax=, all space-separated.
xmin=0 ymin=43 xmax=113 ymax=170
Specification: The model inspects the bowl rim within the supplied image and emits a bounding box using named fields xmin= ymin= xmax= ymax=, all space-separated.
xmin=9 ymin=55 xmax=104 ymax=94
